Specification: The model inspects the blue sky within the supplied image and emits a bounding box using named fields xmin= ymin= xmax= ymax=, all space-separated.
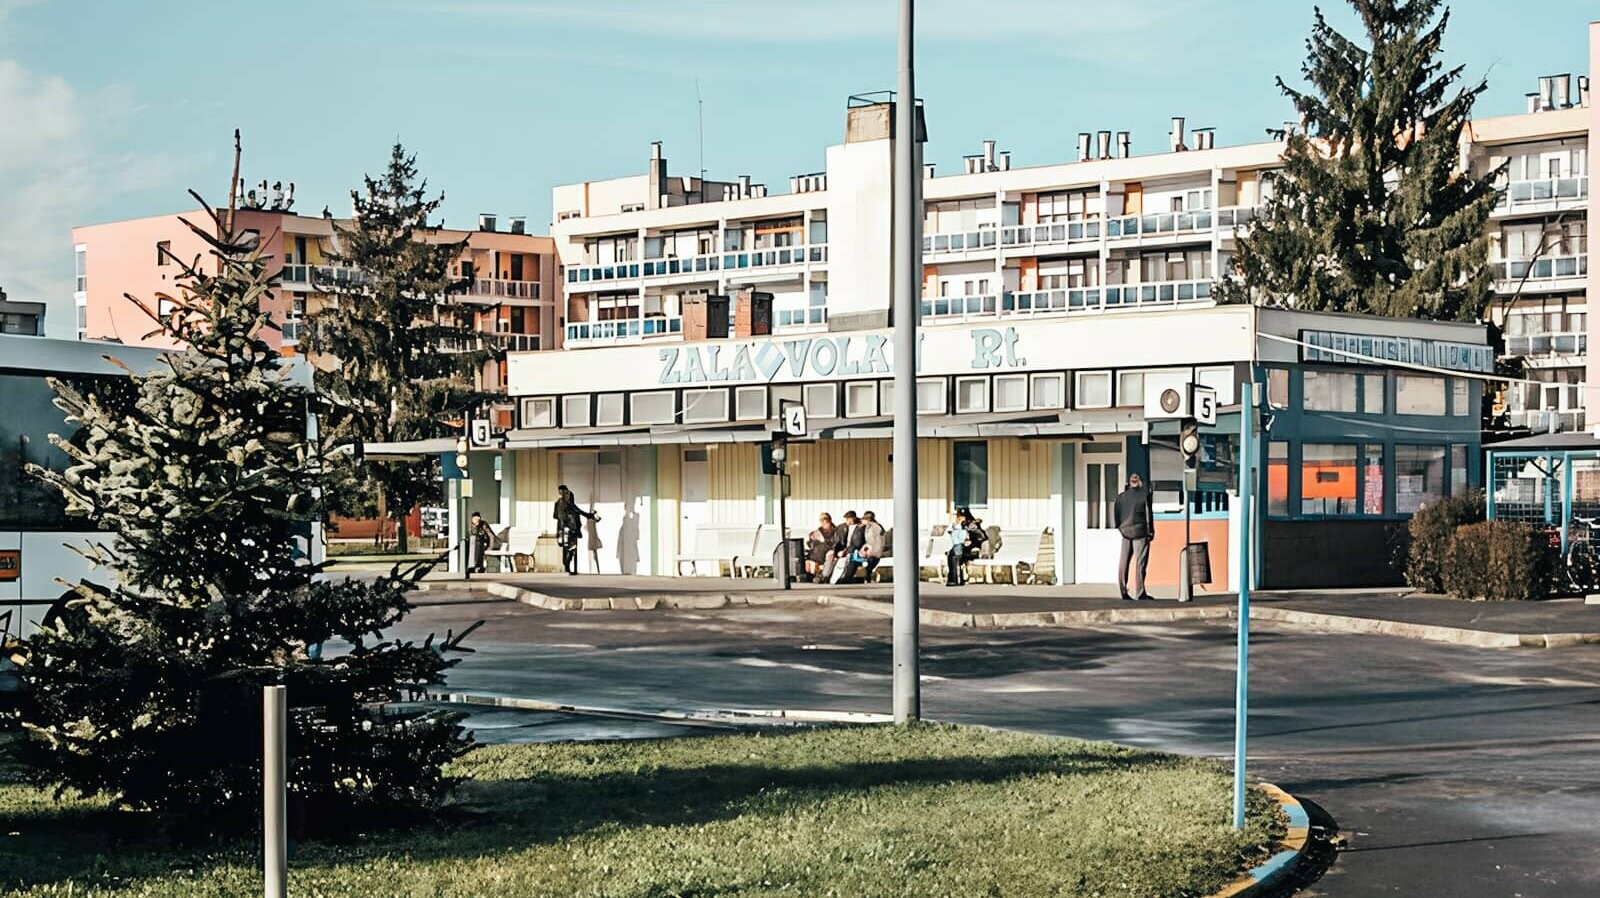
xmin=0 ymin=0 xmax=1593 ymax=326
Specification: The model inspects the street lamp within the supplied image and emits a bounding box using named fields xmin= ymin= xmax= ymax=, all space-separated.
xmin=891 ymin=0 xmax=922 ymax=723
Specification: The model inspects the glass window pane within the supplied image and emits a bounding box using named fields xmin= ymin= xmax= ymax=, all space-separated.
xmin=1361 ymin=374 xmax=1385 ymax=414
xmin=1118 ymin=372 xmax=1145 ymax=408
xmin=1451 ymin=379 xmax=1472 ymax=417
xmin=1303 ymin=371 xmax=1359 ymax=412
xmin=1451 ymin=444 xmax=1469 ymax=496
xmin=1030 ymin=374 xmax=1065 ymax=409
xmin=915 ymin=379 xmax=946 ymax=414
xmin=1301 ymin=443 xmax=1358 ymax=516
xmin=845 ymin=382 xmax=877 ymax=418
xmin=1267 ymin=441 xmax=1290 ymax=517
xmin=953 ymin=441 xmax=989 ymax=507
xmin=956 ymin=378 xmax=988 ymax=413
xmin=1266 ymin=369 xmax=1289 ymax=409
xmin=596 ymin=393 xmax=625 ymax=426
xmin=1076 ymin=371 xmax=1112 ymax=408
xmin=1395 ymin=375 xmax=1447 ymax=415
xmin=1395 ymin=445 xmax=1447 ymax=514
xmin=994 ymin=375 xmax=1027 ymax=411
xmin=1362 ymin=444 xmax=1385 ymax=514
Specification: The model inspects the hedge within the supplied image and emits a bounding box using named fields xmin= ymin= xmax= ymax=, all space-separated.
xmin=1404 ymin=490 xmax=1486 ymax=593
xmin=1441 ymin=520 xmax=1553 ymax=601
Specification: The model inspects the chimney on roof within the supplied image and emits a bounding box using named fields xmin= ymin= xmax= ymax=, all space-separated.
xmin=1554 ymin=73 xmax=1572 ymax=109
xmin=478 ymin=213 xmax=497 ymax=232
xmin=1527 ymin=92 xmax=1541 ymax=114
xmin=1096 ymin=130 xmax=1112 ymax=160
xmin=738 ymin=174 xmax=752 ymax=198
xmin=982 ymin=139 xmax=996 ymax=171
xmin=1540 ymin=75 xmax=1557 ymax=112
xmin=1194 ymin=128 xmax=1215 ymax=151
xmin=509 ymin=216 xmax=526 ymax=235
xmin=1077 ymin=132 xmax=1092 ymax=162
xmin=924 ymin=163 xmax=936 ymax=179
xmin=1170 ymin=116 xmax=1187 ymax=152
xmin=1579 ymin=76 xmax=1591 ymax=107
xmin=1116 ymin=131 xmax=1131 ymax=159
xmin=998 ymin=151 xmax=1011 ymax=171
xmin=647 ymin=141 xmax=667 ymax=210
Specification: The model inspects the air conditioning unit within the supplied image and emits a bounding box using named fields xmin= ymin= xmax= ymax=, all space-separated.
xmin=1145 ymin=382 xmax=1194 ymax=420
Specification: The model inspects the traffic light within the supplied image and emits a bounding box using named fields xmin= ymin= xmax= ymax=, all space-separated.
xmin=1180 ymin=422 xmax=1201 ymax=468
xmin=762 ymin=431 xmax=789 ymax=475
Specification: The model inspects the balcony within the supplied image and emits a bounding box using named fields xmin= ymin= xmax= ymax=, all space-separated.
xmin=1495 ymin=177 xmax=1588 ymax=216
xmin=1003 ymin=279 xmax=1214 ymax=316
xmin=469 ymin=278 xmax=541 ymax=301
xmin=489 ymin=332 xmax=541 ymax=352
xmin=1105 ymin=209 xmax=1215 ymax=242
xmin=923 ymin=229 xmax=1000 ymax=255
xmin=279 ymin=263 xmax=364 ymax=290
xmin=563 ymin=315 xmax=683 ymax=347
xmin=565 ymin=245 xmax=827 ymax=288
xmin=920 ymin=293 xmax=1000 ymax=322
xmin=1001 ymin=220 xmax=1102 ymax=251
xmin=1505 ymin=331 xmax=1587 ymax=358
xmin=1491 ymin=254 xmax=1588 ymax=294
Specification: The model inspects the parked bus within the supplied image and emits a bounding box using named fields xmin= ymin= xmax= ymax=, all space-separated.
xmin=0 ymin=334 xmax=169 ymax=640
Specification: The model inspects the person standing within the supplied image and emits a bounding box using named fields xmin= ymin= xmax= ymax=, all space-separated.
xmin=1114 ymin=473 xmax=1155 ymax=601
xmin=467 ymin=511 xmax=497 ymax=574
xmin=945 ymin=507 xmax=986 ymax=586
xmin=553 ymin=484 xmax=600 ymax=575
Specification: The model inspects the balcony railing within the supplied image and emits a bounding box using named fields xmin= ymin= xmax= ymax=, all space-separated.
xmin=563 ymin=315 xmax=683 ymax=347
xmin=1505 ymin=332 xmax=1587 ymax=357
xmin=920 ymin=293 xmax=999 ymax=321
xmin=1498 ymin=177 xmax=1588 ymax=212
xmin=1106 ymin=209 xmax=1214 ymax=240
xmin=470 ymin=278 xmax=540 ymax=300
xmin=280 ymin=263 xmax=364 ymax=288
xmin=1215 ymin=205 xmax=1260 ymax=229
xmin=923 ymin=229 xmax=1000 ymax=254
xmin=1003 ymin=279 xmax=1215 ymax=316
xmin=567 ymin=245 xmax=827 ymax=286
xmin=1491 ymin=254 xmax=1588 ymax=284
xmin=1000 ymin=220 xmax=1102 ymax=249
xmin=489 ymin=332 xmax=542 ymax=352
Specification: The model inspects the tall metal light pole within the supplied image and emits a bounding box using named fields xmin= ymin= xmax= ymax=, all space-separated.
xmin=891 ymin=0 xmax=922 ymax=723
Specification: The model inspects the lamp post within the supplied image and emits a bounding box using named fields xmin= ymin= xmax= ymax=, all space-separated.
xmin=891 ymin=0 xmax=922 ymax=723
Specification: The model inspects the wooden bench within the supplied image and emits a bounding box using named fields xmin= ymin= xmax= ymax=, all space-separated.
xmin=677 ymin=524 xmax=760 ymax=576
xmin=967 ymin=527 xmax=1049 ymax=584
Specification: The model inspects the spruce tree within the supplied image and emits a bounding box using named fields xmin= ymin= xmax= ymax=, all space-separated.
xmin=308 ymin=144 xmax=494 ymax=552
xmin=21 ymin=194 xmax=472 ymax=836
xmin=1219 ymin=0 xmax=1502 ymax=320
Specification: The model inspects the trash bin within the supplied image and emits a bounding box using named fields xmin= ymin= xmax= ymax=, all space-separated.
xmin=773 ymin=537 xmax=806 ymax=585
xmin=1186 ymin=541 xmax=1212 ymax=586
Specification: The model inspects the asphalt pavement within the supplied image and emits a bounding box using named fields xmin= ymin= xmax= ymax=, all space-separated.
xmin=396 ymin=588 xmax=1600 ymax=898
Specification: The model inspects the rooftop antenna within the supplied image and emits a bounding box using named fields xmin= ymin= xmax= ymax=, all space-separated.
xmin=695 ymin=78 xmax=706 ymax=183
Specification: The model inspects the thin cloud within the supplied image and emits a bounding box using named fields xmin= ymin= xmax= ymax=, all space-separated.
xmin=0 ymin=60 xmax=176 ymax=336
xmin=404 ymin=0 xmax=1197 ymax=46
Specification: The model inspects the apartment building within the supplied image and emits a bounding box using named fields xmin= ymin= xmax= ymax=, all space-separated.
xmin=71 ymin=200 xmax=559 ymax=403
xmin=0 ymin=287 xmax=47 ymax=337
xmin=451 ymin=79 xmax=1546 ymax=589
xmin=1469 ymin=73 xmax=1593 ymax=433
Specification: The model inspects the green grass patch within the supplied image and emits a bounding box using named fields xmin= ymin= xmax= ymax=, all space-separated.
xmin=0 ymin=724 xmax=1283 ymax=897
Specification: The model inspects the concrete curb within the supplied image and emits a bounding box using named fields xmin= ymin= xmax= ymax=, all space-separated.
xmin=1207 ymin=783 xmax=1310 ymax=898
xmin=423 ymin=688 xmax=892 ymax=728
xmin=473 ymin=579 xmax=1600 ymax=649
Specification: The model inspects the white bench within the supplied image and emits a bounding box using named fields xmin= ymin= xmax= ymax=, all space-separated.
xmin=484 ymin=526 xmax=541 ymax=572
xmin=876 ymin=526 xmax=949 ymax=582
xmin=967 ymin=528 xmax=1048 ymax=584
xmin=735 ymin=526 xmax=787 ymax=577
xmin=677 ymin=524 xmax=760 ymax=576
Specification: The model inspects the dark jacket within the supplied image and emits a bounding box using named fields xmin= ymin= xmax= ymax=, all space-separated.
xmin=839 ymin=524 xmax=866 ymax=553
xmin=1113 ymin=485 xmax=1155 ymax=540
xmin=554 ymin=496 xmax=596 ymax=531
xmin=807 ymin=527 xmax=839 ymax=563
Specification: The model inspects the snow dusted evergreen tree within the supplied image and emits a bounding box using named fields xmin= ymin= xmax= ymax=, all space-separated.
xmin=21 ymin=191 xmax=473 ymax=837
xmin=1219 ymin=0 xmax=1502 ymax=320
xmin=308 ymin=144 xmax=494 ymax=552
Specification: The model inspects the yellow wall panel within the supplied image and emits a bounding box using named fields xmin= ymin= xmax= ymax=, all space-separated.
xmin=656 ymin=447 xmax=681 ymax=572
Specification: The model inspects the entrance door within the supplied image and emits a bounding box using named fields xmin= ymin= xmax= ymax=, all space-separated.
xmin=558 ymin=451 xmax=626 ymax=574
xmin=679 ymin=449 xmax=710 ymax=571
xmin=1075 ymin=440 xmax=1126 ymax=584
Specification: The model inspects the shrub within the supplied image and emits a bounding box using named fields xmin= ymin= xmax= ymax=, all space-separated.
xmin=1441 ymin=520 xmax=1553 ymax=601
xmin=1404 ymin=490 xmax=1486 ymax=592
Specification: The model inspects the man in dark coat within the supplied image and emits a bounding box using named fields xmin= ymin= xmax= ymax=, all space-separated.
xmin=553 ymin=484 xmax=599 ymax=575
xmin=1113 ymin=473 xmax=1155 ymax=601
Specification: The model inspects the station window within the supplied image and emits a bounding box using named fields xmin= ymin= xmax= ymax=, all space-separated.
xmin=682 ymin=388 xmax=729 ymax=424
xmin=1267 ymin=441 xmax=1290 ymax=517
xmin=1450 ymin=444 xmax=1470 ymax=495
xmin=956 ymin=377 xmax=990 ymax=414
xmin=1195 ymin=366 xmax=1235 ymax=402
xmin=1361 ymin=373 xmax=1386 ymax=414
xmin=1075 ymin=371 xmax=1112 ymax=409
xmin=1303 ymin=371 xmax=1359 ymax=413
xmin=953 ymin=441 xmax=989 ymax=508
xmin=595 ymin=394 xmax=624 ymax=427
xmin=1395 ymin=375 xmax=1447 ymax=416
xmin=1451 ymin=379 xmax=1472 ymax=417
xmin=1266 ymin=368 xmax=1289 ymax=409
xmin=845 ymin=381 xmax=878 ymax=418
xmin=1030 ymin=373 xmax=1066 ymax=410
xmin=1395 ymin=445 xmax=1447 ymax=513
xmin=1116 ymin=371 xmax=1146 ymax=408
xmin=1300 ymin=444 xmax=1359 ymax=516
xmin=561 ymin=395 xmax=590 ymax=427
xmin=521 ymin=397 xmax=555 ymax=429
xmin=630 ymin=391 xmax=675 ymax=425
xmin=734 ymin=386 xmax=766 ymax=421
xmin=891 ymin=378 xmax=949 ymax=414
xmin=803 ymin=383 xmax=838 ymax=418
xmin=993 ymin=375 xmax=1028 ymax=412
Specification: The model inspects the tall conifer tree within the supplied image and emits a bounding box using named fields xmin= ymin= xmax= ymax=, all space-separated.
xmin=309 ymin=145 xmax=493 ymax=551
xmin=1220 ymin=0 xmax=1502 ymax=320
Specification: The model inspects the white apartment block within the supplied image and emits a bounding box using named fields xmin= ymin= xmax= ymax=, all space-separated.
xmin=548 ymin=74 xmax=1592 ymax=432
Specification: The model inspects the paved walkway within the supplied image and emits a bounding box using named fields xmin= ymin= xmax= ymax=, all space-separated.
xmin=429 ymin=572 xmax=1600 ymax=642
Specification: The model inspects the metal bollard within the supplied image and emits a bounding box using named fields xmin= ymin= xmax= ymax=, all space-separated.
xmin=264 ymin=684 xmax=287 ymax=898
